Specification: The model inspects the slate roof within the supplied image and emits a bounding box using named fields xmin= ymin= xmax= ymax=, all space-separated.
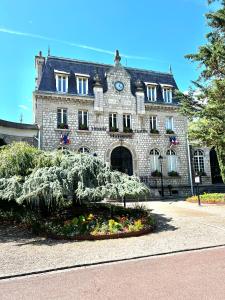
xmin=38 ymin=56 xmax=179 ymax=104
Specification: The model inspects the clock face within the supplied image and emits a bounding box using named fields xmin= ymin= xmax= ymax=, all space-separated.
xmin=114 ymin=81 xmax=124 ymax=91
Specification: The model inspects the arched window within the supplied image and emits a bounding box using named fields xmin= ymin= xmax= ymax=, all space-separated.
xmin=150 ymin=149 xmax=160 ymax=171
xmin=166 ymin=149 xmax=177 ymax=172
xmin=193 ymin=150 xmax=204 ymax=174
xmin=78 ymin=147 xmax=90 ymax=154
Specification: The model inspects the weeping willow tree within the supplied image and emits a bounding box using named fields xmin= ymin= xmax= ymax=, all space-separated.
xmin=0 ymin=143 xmax=149 ymax=210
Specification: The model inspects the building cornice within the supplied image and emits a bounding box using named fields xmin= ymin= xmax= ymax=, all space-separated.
xmin=33 ymin=91 xmax=94 ymax=104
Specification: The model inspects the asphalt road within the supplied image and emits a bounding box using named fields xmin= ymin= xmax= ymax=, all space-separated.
xmin=1 ymin=246 xmax=225 ymax=300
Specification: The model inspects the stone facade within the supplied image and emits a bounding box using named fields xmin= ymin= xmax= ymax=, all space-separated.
xmin=33 ymin=51 xmax=214 ymax=196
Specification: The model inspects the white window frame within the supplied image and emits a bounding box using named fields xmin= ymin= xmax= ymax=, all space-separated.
xmin=165 ymin=116 xmax=174 ymax=130
xmin=55 ymin=73 xmax=68 ymax=93
xmin=150 ymin=149 xmax=160 ymax=171
xmin=109 ymin=113 xmax=117 ymax=128
xmin=57 ymin=108 xmax=67 ymax=126
xmin=123 ymin=114 xmax=132 ymax=128
xmin=76 ymin=76 xmax=89 ymax=95
xmin=147 ymin=85 xmax=157 ymax=101
xmin=162 ymin=88 xmax=173 ymax=103
xmin=150 ymin=116 xmax=157 ymax=130
xmin=193 ymin=149 xmax=205 ymax=173
xmin=166 ymin=149 xmax=177 ymax=172
xmin=78 ymin=110 xmax=89 ymax=127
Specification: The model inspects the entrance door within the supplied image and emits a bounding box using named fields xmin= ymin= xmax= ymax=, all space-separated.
xmin=210 ymin=148 xmax=223 ymax=184
xmin=111 ymin=146 xmax=133 ymax=175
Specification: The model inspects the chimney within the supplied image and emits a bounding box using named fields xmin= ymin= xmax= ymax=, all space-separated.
xmin=35 ymin=51 xmax=45 ymax=89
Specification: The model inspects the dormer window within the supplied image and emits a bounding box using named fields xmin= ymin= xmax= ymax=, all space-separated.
xmin=146 ymin=83 xmax=157 ymax=102
xmin=55 ymin=70 xmax=69 ymax=93
xmin=161 ymin=84 xmax=173 ymax=103
xmin=75 ymin=73 xmax=89 ymax=95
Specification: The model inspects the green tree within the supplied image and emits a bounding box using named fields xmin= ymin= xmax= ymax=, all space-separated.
xmin=178 ymin=0 xmax=225 ymax=182
xmin=0 ymin=144 xmax=149 ymax=211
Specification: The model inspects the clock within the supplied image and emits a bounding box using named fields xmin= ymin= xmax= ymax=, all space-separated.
xmin=114 ymin=81 xmax=124 ymax=91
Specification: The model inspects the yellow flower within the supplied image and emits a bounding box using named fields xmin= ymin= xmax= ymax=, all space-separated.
xmin=87 ymin=214 xmax=94 ymax=220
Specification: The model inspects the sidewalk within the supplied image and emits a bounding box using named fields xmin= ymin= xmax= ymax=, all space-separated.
xmin=1 ymin=200 xmax=225 ymax=278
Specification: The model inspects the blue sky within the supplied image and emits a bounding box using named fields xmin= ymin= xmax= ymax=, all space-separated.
xmin=0 ymin=0 xmax=215 ymax=123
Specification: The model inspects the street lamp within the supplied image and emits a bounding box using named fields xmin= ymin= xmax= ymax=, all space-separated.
xmin=158 ymin=155 xmax=164 ymax=197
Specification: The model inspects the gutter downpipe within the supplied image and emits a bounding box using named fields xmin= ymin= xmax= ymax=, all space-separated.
xmin=187 ymin=133 xmax=194 ymax=195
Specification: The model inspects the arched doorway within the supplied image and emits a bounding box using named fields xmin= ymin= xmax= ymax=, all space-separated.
xmin=111 ymin=146 xmax=133 ymax=175
xmin=210 ymin=148 xmax=223 ymax=184
xmin=0 ymin=138 xmax=6 ymax=147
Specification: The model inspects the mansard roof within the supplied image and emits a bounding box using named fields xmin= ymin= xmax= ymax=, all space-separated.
xmin=38 ymin=56 xmax=179 ymax=103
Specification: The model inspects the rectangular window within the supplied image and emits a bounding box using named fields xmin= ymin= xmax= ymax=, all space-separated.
xmin=77 ymin=77 xmax=88 ymax=95
xmin=163 ymin=88 xmax=172 ymax=103
xmin=147 ymin=86 xmax=157 ymax=101
xmin=56 ymin=75 xmax=68 ymax=93
xmin=167 ymin=156 xmax=177 ymax=172
xmin=78 ymin=111 xmax=88 ymax=130
xmin=150 ymin=116 xmax=157 ymax=130
xmin=109 ymin=113 xmax=117 ymax=130
xmin=165 ymin=116 xmax=173 ymax=130
xmin=57 ymin=108 xmax=68 ymax=128
xmin=123 ymin=114 xmax=131 ymax=129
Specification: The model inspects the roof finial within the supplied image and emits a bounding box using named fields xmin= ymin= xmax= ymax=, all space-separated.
xmin=48 ymin=45 xmax=51 ymax=56
xmin=20 ymin=113 xmax=23 ymax=123
xmin=114 ymin=49 xmax=121 ymax=65
xmin=169 ymin=64 xmax=173 ymax=74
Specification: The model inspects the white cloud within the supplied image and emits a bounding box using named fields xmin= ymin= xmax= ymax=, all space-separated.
xmin=0 ymin=26 xmax=159 ymax=62
xmin=18 ymin=104 xmax=30 ymax=111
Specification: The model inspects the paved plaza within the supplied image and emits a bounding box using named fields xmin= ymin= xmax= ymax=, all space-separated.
xmin=1 ymin=200 xmax=225 ymax=278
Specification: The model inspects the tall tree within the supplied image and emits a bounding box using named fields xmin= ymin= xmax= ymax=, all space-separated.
xmin=178 ymin=0 xmax=225 ymax=182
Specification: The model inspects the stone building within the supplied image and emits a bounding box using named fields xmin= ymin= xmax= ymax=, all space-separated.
xmin=33 ymin=50 xmax=220 ymax=196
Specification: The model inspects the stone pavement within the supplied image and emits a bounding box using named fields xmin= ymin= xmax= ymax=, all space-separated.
xmin=1 ymin=200 xmax=225 ymax=278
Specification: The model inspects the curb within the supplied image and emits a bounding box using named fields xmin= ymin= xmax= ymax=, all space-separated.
xmin=1 ymin=243 xmax=225 ymax=281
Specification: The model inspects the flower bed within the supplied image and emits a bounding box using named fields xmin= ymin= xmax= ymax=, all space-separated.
xmin=0 ymin=203 xmax=156 ymax=240
xmin=186 ymin=193 xmax=225 ymax=204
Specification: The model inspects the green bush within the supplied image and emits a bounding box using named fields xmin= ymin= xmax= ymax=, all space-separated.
xmin=151 ymin=170 xmax=162 ymax=177
xmin=168 ymin=171 xmax=179 ymax=177
xmin=150 ymin=129 xmax=159 ymax=134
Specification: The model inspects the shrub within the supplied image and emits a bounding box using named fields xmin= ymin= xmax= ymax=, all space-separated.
xmin=166 ymin=129 xmax=175 ymax=134
xmin=79 ymin=124 xmax=89 ymax=130
xmin=150 ymin=129 xmax=159 ymax=134
xmin=151 ymin=170 xmax=162 ymax=177
xmin=186 ymin=193 xmax=225 ymax=203
xmin=168 ymin=171 xmax=179 ymax=177
xmin=109 ymin=127 xmax=119 ymax=132
xmin=58 ymin=123 xmax=69 ymax=129
xmin=123 ymin=127 xmax=133 ymax=133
